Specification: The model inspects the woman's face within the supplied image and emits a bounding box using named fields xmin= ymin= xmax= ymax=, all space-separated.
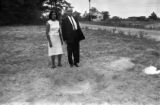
xmin=51 ymin=13 xmax=56 ymax=20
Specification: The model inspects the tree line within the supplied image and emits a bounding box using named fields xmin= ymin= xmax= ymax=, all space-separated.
xmin=0 ymin=0 xmax=46 ymax=25
xmin=0 ymin=0 xmax=71 ymax=25
xmin=0 ymin=0 xmax=159 ymax=25
xmin=81 ymin=7 xmax=159 ymax=21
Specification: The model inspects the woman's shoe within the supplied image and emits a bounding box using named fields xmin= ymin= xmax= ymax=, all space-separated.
xmin=58 ymin=64 xmax=62 ymax=67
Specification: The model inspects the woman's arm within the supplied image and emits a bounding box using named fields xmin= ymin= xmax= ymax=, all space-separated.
xmin=46 ymin=22 xmax=52 ymax=47
xmin=59 ymin=27 xmax=63 ymax=45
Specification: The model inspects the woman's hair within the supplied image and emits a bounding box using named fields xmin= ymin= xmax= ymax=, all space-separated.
xmin=48 ymin=11 xmax=59 ymax=20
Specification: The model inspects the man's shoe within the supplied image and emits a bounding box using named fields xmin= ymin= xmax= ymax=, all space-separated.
xmin=74 ymin=63 xmax=80 ymax=67
xmin=51 ymin=65 xmax=56 ymax=69
xmin=70 ymin=64 xmax=73 ymax=67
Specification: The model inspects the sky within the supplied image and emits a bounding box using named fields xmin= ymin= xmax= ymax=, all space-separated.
xmin=66 ymin=0 xmax=160 ymax=18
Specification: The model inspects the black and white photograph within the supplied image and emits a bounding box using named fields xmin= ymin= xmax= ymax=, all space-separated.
xmin=0 ymin=0 xmax=160 ymax=105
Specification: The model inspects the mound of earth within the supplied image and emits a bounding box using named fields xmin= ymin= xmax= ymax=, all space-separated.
xmin=85 ymin=56 xmax=135 ymax=73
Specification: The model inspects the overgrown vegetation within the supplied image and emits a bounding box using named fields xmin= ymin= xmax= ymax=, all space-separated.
xmin=81 ymin=20 xmax=160 ymax=30
xmin=0 ymin=26 xmax=160 ymax=104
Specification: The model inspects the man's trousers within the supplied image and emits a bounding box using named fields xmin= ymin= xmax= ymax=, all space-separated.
xmin=67 ymin=42 xmax=80 ymax=65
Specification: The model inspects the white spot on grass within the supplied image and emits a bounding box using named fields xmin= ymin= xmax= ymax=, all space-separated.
xmin=143 ymin=66 xmax=160 ymax=75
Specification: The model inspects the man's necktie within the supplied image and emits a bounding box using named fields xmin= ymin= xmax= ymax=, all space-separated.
xmin=68 ymin=16 xmax=77 ymax=30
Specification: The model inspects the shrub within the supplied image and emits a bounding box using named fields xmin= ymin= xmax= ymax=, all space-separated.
xmin=138 ymin=31 xmax=148 ymax=39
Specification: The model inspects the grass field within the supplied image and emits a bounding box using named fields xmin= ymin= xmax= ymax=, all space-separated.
xmin=0 ymin=26 xmax=160 ymax=105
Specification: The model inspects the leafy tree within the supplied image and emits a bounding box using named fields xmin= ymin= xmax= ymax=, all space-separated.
xmin=148 ymin=12 xmax=158 ymax=20
xmin=42 ymin=0 xmax=72 ymax=12
xmin=89 ymin=7 xmax=98 ymax=14
xmin=0 ymin=0 xmax=72 ymax=25
xmin=111 ymin=16 xmax=121 ymax=20
xmin=42 ymin=0 xmax=72 ymax=20
xmin=0 ymin=0 xmax=45 ymax=25
xmin=137 ymin=16 xmax=146 ymax=21
xmin=102 ymin=11 xmax=110 ymax=20
xmin=0 ymin=0 xmax=2 ymax=12
xmin=73 ymin=11 xmax=81 ymax=19
xmin=127 ymin=17 xmax=137 ymax=21
xmin=89 ymin=7 xmax=99 ymax=20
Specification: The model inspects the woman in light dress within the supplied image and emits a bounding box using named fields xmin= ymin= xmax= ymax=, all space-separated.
xmin=46 ymin=11 xmax=63 ymax=68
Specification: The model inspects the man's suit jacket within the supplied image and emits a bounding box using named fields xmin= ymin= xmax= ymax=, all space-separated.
xmin=61 ymin=16 xmax=85 ymax=43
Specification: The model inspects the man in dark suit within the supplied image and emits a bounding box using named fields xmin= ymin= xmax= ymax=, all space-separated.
xmin=61 ymin=8 xmax=85 ymax=67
